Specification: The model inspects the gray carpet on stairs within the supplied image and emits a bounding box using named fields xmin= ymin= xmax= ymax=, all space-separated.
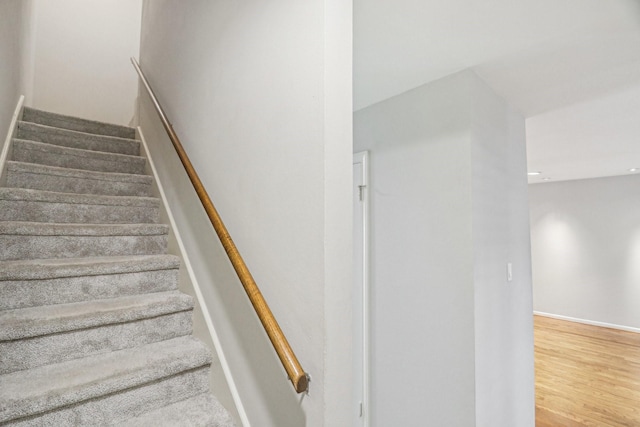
xmin=0 ymin=187 xmax=161 ymax=224
xmin=0 ymin=108 xmax=235 ymax=426
xmin=22 ymin=107 xmax=136 ymax=139
xmin=17 ymin=121 xmax=141 ymax=156
xmin=6 ymin=161 xmax=154 ymax=197
xmin=13 ymin=139 xmax=147 ymax=175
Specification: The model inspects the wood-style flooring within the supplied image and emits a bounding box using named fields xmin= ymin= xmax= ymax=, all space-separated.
xmin=535 ymin=315 xmax=640 ymax=427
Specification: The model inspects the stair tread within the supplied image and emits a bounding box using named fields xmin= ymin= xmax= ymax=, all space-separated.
xmin=13 ymin=139 xmax=146 ymax=175
xmin=1 ymin=110 xmax=226 ymax=424
xmin=0 ymin=187 xmax=159 ymax=207
xmin=119 ymin=393 xmax=236 ymax=427
xmin=0 ymin=221 xmax=169 ymax=236
xmin=0 ymin=290 xmax=193 ymax=340
xmin=7 ymin=161 xmax=153 ymax=184
xmin=0 ymin=254 xmax=180 ymax=281
xmin=17 ymin=121 xmax=140 ymax=156
xmin=13 ymin=138 xmax=145 ymax=164
xmin=0 ymin=336 xmax=210 ymax=423
xmin=22 ymin=107 xmax=136 ymax=140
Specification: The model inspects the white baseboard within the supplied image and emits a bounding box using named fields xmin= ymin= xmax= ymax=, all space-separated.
xmin=0 ymin=95 xmax=25 ymax=186
xmin=534 ymin=311 xmax=640 ymax=334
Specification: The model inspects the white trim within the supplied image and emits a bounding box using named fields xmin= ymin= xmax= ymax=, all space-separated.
xmin=534 ymin=311 xmax=640 ymax=334
xmin=137 ymin=127 xmax=251 ymax=427
xmin=353 ymin=151 xmax=370 ymax=427
xmin=0 ymin=95 xmax=25 ymax=186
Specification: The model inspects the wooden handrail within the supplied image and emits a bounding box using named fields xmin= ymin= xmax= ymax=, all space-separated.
xmin=131 ymin=58 xmax=309 ymax=394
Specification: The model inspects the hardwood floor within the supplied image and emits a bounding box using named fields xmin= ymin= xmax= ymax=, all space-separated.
xmin=534 ymin=315 xmax=640 ymax=427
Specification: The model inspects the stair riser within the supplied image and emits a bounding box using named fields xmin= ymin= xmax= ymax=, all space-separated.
xmin=4 ymin=366 xmax=210 ymax=426
xmin=0 ymin=269 xmax=179 ymax=311
xmin=120 ymin=393 xmax=235 ymax=427
xmin=0 ymin=235 xmax=167 ymax=261
xmin=0 ymin=311 xmax=193 ymax=374
xmin=6 ymin=168 xmax=153 ymax=197
xmin=17 ymin=123 xmax=140 ymax=156
xmin=22 ymin=108 xmax=136 ymax=140
xmin=0 ymin=200 xmax=159 ymax=224
xmin=13 ymin=142 xmax=146 ymax=175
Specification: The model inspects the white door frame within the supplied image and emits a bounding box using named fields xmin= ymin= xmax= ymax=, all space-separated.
xmin=353 ymin=151 xmax=370 ymax=426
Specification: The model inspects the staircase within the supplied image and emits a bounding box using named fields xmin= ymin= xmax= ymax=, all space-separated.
xmin=0 ymin=108 xmax=236 ymax=426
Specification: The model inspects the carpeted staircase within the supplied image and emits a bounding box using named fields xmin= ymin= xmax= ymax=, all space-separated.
xmin=0 ymin=107 xmax=236 ymax=426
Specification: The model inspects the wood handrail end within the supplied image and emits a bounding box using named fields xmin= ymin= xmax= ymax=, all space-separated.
xmin=294 ymin=373 xmax=310 ymax=394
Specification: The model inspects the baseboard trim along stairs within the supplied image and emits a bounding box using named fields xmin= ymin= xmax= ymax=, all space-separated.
xmin=0 ymin=106 xmax=236 ymax=426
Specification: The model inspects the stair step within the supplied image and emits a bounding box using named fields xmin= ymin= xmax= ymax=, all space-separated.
xmin=0 ymin=291 xmax=194 ymax=374
xmin=22 ymin=107 xmax=136 ymax=140
xmin=0 ymin=336 xmax=211 ymax=424
xmin=1 ymin=109 xmax=231 ymax=424
xmin=119 ymin=393 xmax=236 ymax=427
xmin=0 ymin=255 xmax=180 ymax=310
xmin=6 ymin=367 xmax=211 ymax=426
xmin=17 ymin=121 xmax=140 ymax=156
xmin=0 ymin=188 xmax=160 ymax=224
xmin=0 ymin=311 xmax=193 ymax=375
xmin=0 ymin=222 xmax=168 ymax=261
xmin=17 ymin=368 xmax=212 ymax=426
xmin=6 ymin=161 xmax=154 ymax=197
xmin=13 ymin=139 xmax=147 ymax=175
xmin=0 ymin=290 xmax=193 ymax=340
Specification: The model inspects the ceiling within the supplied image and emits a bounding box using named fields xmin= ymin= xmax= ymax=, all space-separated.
xmin=354 ymin=0 xmax=640 ymax=183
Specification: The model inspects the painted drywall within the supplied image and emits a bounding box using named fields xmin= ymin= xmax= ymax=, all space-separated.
xmin=19 ymin=0 xmax=35 ymax=106
xmin=471 ymin=76 xmax=535 ymax=427
xmin=354 ymin=71 xmax=477 ymax=427
xmin=530 ymin=174 xmax=640 ymax=329
xmin=354 ymin=70 xmax=534 ymax=426
xmin=26 ymin=0 xmax=142 ymax=125
xmin=0 ymin=0 xmax=24 ymax=140
xmin=138 ymin=1 xmax=352 ymax=426
xmin=322 ymin=0 xmax=355 ymax=425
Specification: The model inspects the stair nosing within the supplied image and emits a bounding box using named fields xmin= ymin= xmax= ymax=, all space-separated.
xmin=0 ymin=221 xmax=169 ymax=236
xmin=0 ymin=188 xmax=160 ymax=208
xmin=7 ymin=161 xmax=153 ymax=184
xmin=22 ymin=107 xmax=136 ymax=140
xmin=0 ymin=336 xmax=210 ymax=423
xmin=0 ymin=290 xmax=193 ymax=341
xmin=13 ymin=138 xmax=146 ymax=165
xmin=18 ymin=121 xmax=140 ymax=146
xmin=0 ymin=255 xmax=180 ymax=281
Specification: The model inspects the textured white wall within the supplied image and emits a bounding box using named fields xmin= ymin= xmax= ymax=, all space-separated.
xmin=354 ymin=70 xmax=534 ymax=427
xmin=530 ymin=174 xmax=640 ymax=330
xmin=27 ymin=0 xmax=142 ymax=125
xmin=138 ymin=1 xmax=352 ymax=426
xmin=0 ymin=0 xmax=24 ymax=139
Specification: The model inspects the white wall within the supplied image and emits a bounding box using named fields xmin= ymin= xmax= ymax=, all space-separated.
xmin=354 ymin=71 xmax=476 ymax=427
xmin=471 ymin=77 xmax=535 ymax=427
xmin=530 ymin=174 xmax=640 ymax=330
xmin=137 ymin=1 xmax=352 ymax=426
xmin=26 ymin=0 xmax=142 ymax=125
xmin=0 ymin=0 xmax=24 ymax=139
xmin=354 ymin=70 xmax=534 ymax=427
